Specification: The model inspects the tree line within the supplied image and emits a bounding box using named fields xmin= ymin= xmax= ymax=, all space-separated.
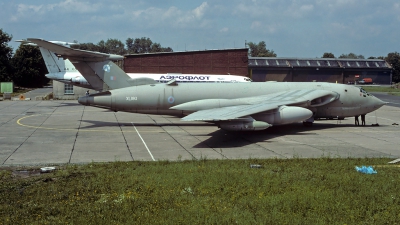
xmin=0 ymin=28 xmax=399 ymax=88
xmin=71 ymin=37 xmax=173 ymax=55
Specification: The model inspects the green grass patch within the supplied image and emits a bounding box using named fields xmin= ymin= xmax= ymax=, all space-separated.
xmin=1 ymin=158 xmax=400 ymax=224
xmin=362 ymin=86 xmax=400 ymax=96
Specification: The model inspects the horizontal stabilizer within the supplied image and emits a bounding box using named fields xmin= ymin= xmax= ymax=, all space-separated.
xmin=27 ymin=38 xmax=123 ymax=62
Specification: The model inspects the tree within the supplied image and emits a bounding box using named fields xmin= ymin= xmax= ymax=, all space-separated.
xmin=322 ymin=52 xmax=335 ymax=58
xmin=125 ymin=38 xmax=134 ymax=53
xmin=126 ymin=37 xmax=152 ymax=54
xmin=97 ymin=40 xmax=108 ymax=53
xmin=386 ymin=52 xmax=400 ymax=83
xmin=0 ymin=29 xmax=14 ymax=82
xmin=161 ymin=46 xmax=173 ymax=53
xmin=11 ymin=45 xmax=49 ymax=87
xmin=71 ymin=39 xmax=118 ymax=53
xmin=338 ymin=53 xmax=365 ymax=59
xmin=71 ymin=42 xmax=99 ymax=52
xmin=126 ymin=37 xmax=173 ymax=54
xmin=149 ymin=43 xmax=173 ymax=53
xmin=368 ymin=56 xmax=385 ymax=60
xmin=247 ymin=41 xmax=276 ymax=57
xmin=105 ymin=38 xmax=126 ymax=55
xmin=150 ymin=42 xmax=162 ymax=53
xmin=73 ymin=37 xmax=173 ymax=55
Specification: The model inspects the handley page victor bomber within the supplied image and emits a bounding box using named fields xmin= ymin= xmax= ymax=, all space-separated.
xmin=27 ymin=38 xmax=386 ymax=131
xmin=16 ymin=40 xmax=251 ymax=91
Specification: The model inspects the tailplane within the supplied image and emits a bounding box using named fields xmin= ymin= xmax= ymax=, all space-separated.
xmin=16 ymin=39 xmax=77 ymax=74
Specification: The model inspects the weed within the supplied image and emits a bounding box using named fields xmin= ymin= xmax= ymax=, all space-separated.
xmin=0 ymin=158 xmax=399 ymax=224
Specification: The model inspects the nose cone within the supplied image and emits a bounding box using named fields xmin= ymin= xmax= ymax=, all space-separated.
xmin=371 ymin=96 xmax=387 ymax=110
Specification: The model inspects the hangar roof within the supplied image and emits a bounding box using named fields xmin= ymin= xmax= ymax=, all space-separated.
xmin=124 ymin=48 xmax=248 ymax=58
xmin=248 ymin=57 xmax=391 ymax=69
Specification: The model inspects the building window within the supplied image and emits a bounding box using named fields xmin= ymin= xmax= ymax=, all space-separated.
xmin=64 ymin=84 xmax=74 ymax=94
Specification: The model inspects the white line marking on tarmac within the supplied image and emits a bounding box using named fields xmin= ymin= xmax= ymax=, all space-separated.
xmin=131 ymin=122 xmax=155 ymax=161
xmin=366 ymin=115 xmax=398 ymax=122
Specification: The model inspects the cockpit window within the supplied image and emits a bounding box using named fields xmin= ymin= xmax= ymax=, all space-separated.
xmin=359 ymin=87 xmax=370 ymax=96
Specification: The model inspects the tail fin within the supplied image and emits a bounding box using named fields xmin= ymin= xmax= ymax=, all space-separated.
xmin=74 ymin=60 xmax=133 ymax=90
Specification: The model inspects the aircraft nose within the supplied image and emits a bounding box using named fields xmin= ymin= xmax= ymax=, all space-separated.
xmin=371 ymin=96 xmax=386 ymax=109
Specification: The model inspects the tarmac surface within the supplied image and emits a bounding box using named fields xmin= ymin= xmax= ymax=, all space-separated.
xmin=1 ymin=97 xmax=400 ymax=166
xmin=23 ymin=87 xmax=52 ymax=100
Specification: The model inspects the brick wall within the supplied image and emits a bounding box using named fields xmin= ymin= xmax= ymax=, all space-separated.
xmin=124 ymin=49 xmax=248 ymax=76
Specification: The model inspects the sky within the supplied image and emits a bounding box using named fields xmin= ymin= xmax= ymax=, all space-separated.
xmin=1 ymin=0 xmax=399 ymax=58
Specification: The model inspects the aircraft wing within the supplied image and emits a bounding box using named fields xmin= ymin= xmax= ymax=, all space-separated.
xmin=173 ymin=89 xmax=339 ymax=121
xmin=180 ymin=102 xmax=282 ymax=121
xmin=27 ymin=38 xmax=123 ymax=62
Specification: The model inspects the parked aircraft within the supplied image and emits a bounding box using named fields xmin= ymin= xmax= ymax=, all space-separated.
xmin=16 ymin=40 xmax=251 ymax=91
xmin=27 ymin=38 xmax=386 ymax=131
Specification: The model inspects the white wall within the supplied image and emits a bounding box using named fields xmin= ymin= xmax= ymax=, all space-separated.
xmin=52 ymin=80 xmax=96 ymax=100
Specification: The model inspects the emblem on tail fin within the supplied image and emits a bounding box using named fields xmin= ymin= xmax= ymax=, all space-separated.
xmin=103 ymin=64 xmax=111 ymax=72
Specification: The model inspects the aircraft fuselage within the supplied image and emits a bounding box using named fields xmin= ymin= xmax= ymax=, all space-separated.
xmin=79 ymin=82 xmax=385 ymax=120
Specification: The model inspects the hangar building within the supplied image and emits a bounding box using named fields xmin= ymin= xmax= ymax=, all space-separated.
xmin=248 ymin=57 xmax=392 ymax=84
xmin=123 ymin=48 xmax=249 ymax=74
xmin=52 ymin=49 xmax=393 ymax=99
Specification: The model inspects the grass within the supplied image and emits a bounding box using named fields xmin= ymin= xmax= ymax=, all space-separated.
xmin=362 ymin=85 xmax=400 ymax=96
xmin=1 ymin=158 xmax=400 ymax=224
